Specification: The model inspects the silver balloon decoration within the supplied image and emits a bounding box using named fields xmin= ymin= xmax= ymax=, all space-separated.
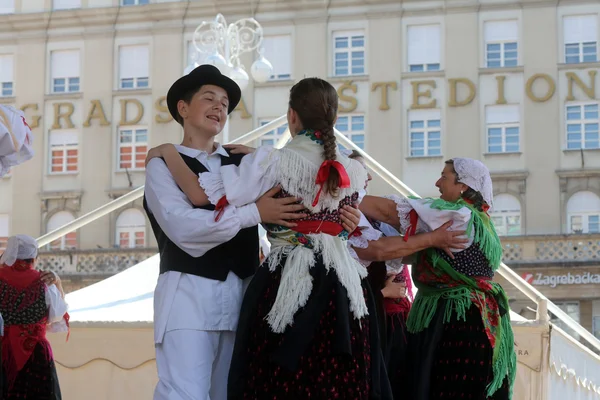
xmin=185 ymin=13 xmax=273 ymax=89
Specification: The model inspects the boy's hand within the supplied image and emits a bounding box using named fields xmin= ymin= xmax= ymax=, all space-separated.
xmin=223 ymin=144 xmax=256 ymax=155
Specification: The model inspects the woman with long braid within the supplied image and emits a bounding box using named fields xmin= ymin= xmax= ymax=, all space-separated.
xmin=145 ymin=77 xmax=390 ymax=399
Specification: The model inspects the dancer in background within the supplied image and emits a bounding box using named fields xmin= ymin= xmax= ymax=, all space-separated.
xmin=360 ymin=158 xmax=516 ymax=400
xmin=0 ymin=235 xmax=68 ymax=399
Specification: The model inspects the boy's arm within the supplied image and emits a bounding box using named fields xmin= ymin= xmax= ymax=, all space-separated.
xmin=160 ymin=145 xmax=210 ymax=207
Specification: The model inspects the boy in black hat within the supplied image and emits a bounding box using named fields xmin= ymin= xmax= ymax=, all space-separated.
xmin=143 ymin=65 xmax=308 ymax=400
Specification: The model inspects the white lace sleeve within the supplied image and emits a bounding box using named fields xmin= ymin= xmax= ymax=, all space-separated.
xmin=0 ymin=105 xmax=34 ymax=177
xmin=45 ymin=284 xmax=69 ymax=333
xmin=198 ymin=146 xmax=279 ymax=206
xmin=383 ymin=194 xmax=429 ymax=236
xmin=347 ymin=212 xmax=383 ymax=267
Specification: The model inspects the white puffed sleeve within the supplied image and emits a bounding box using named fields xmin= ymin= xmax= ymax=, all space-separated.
xmin=0 ymin=105 xmax=34 ymax=177
xmin=347 ymin=212 xmax=383 ymax=267
xmin=45 ymin=284 xmax=69 ymax=333
xmin=199 ymin=146 xmax=279 ymax=206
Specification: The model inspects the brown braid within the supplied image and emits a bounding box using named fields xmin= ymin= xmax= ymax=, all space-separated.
xmin=289 ymin=78 xmax=340 ymax=197
xmin=445 ymin=159 xmax=488 ymax=212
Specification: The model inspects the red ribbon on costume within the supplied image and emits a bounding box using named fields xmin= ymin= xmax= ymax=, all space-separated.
xmin=214 ymin=196 xmax=229 ymax=222
xmin=312 ymin=160 xmax=351 ymax=207
xmin=403 ymin=209 xmax=419 ymax=242
xmin=349 ymin=228 xmax=362 ymax=238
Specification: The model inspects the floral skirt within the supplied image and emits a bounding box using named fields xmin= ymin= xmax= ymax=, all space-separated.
xmin=1 ymin=342 xmax=62 ymax=400
xmin=407 ymin=300 xmax=510 ymax=400
xmin=228 ymin=254 xmax=392 ymax=400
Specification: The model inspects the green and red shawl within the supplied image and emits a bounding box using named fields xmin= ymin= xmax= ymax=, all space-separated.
xmin=405 ymin=198 xmax=517 ymax=399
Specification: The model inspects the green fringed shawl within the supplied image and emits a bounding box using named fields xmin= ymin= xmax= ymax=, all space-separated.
xmin=405 ymin=198 xmax=517 ymax=399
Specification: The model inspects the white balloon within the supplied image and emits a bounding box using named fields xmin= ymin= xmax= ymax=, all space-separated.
xmin=250 ymin=56 xmax=273 ymax=83
xmin=204 ymin=52 xmax=230 ymax=75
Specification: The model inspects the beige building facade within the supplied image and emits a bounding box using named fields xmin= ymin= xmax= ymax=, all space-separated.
xmin=0 ymin=0 xmax=600 ymax=335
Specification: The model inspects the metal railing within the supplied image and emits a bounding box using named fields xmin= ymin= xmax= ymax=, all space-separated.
xmin=36 ymin=114 xmax=600 ymax=353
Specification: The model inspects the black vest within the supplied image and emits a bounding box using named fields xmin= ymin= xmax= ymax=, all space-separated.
xmin=143 ymin=151 xmax=259 ymax=281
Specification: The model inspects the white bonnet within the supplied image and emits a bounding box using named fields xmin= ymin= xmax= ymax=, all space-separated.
xmin=0 ymin=234 xmax=39 ymax=267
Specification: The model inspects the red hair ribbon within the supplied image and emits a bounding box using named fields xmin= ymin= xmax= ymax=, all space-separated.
xmin=214 ymin=196 xmax=229 ymax=222
xmin=312 ymin=160 xmax=351 ymax=207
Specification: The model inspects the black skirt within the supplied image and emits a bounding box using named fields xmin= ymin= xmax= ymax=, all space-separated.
xmin=1 ymin=342 xmax=62 ymax=400
xmin=228 ymin=253 xmax=392 ymax=400
xmin=407 ymin=300 xmax=510 ymax=400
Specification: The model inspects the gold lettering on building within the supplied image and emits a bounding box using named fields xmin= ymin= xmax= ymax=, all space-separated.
xmin=119 ymin=99 xmax=144 ymax=126
xmin=19 ymin=104 xmax=41 ymax=129
xmin=448 ymin=78 xmax=476 ymax=107
xmin=411 ymin=80 xmax=437 ymax=109
xmin=337 ymin=81 xmax=358 ymax=113
xmin=83 ymin=100 xmax=110 ymax=127
xmin=495 ymin=76 xmax=507 ymax=105
xmin=154 ymin=96 xmax=173 ymax=124
xmin=233 ymin=97 xmax=252 ymax=119
xmin=51 ymin=102 xmax=75 ymax=129
xmin=371 ymin=81 xmax=397 ymax=111
xmin=566 ymin=70 xmax=596 ymax=101
xmin=525 ymin=73 xmax=555 ymax=103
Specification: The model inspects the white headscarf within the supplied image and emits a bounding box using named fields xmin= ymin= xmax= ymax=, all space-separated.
xmin=451 ymin=158 xmax=494 ymax=209
xmin=0 ymin=235 xmax=39 ymax=267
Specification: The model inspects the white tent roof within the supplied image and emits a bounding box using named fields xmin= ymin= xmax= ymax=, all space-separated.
xmin=65 ymin=254 xmax=159 ymax=324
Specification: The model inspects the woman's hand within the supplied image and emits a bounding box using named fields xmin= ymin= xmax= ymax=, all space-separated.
xmin=223 ymin=144 xmax=256 ymax=155
xmin=340 ymin=205 xmax=361 ymax=233
xmin=381 ymin=275 xmax=407 ymax=299
xmin=40 ymin=270 xmax=59 ymax=286
xmin=145 ymin=143 xmax=176 ymax=166
xmin=431 ymin=221 xmax=469 ymax=258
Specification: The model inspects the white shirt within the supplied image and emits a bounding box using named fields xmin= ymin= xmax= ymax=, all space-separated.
xmin=144 ymin=144 xmax=261 ymax=344
xmin=46 ymin=284 xmax=69 ymax=333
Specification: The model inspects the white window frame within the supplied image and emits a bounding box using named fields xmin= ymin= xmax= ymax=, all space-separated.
xmin=121 ymin=0 xmax=149 ymax=5
xmin=483 ymin=20 xmax=519 ymax=68
xmin=118 ymin=44 xmax=150 ymax=90
xmin=408 ymin=109 xmax=442 ymax=157
xmin=258 ymin=119 xmax=288 ymax=147
xmin=0 ymin=214 xmax=9 ymax=251
xmin=485 ymin=105 xmax=520 ymax=153
xmin=563 ymin=15 xmax=598 ymax=64
xmin=0 ymin=0 xmax=15 ymax=14
xmin=47 ymin=211 xmax=77 ymax=250
xmin=491 ymin=194 xmax=522 ymax=236
xmin=335 ymin=114 xmax=366 ymax=150
xmin=48 ymin=130 xmax=79 ymax=175
xmin=262 ymin=35 xmax=293 ymax=81
xmin=52 ymin=0 xmax=80 ymax=10
xmin=117 ymin=126 xmax=148 ymax=171
xmin=50 ymin=50 xmax=80 ymax=94
xmin=0 ymin=54 xmax=13 ymax=97
xmin=407 ymin=24 xmax=441 ymax=72
xmin=332 ymin=30 xmax=366 ymax=77
xmin=566 ymin=191 xmax=600 ymax=234
xmin=115 ymin=209 xmax=146 ymax=248
xmin=569 ymin=214 xmax=600 ymax=234
xmin=565 ymin=102 xmax=600 ymax=150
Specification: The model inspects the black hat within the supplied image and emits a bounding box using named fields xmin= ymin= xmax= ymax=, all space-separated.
xmin=167 ymin=64 xmax=241 ymax=125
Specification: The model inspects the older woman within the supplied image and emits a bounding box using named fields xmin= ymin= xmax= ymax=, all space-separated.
xmin=0 ymin=105 xmax=34 ymax=177
xmin=0 ymin=235 xmax=68 ymax=399
xmin=360 ymin=158 xmax=516 ymax=400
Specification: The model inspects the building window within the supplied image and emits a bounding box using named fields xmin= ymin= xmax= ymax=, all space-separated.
xmin=122 ymin=0 xmax=149 ymax=5
xmin=336 ymin=114 xmax=366 ymax=150
xmin=116 ymin=208 xmax=146 ymax=248
xmin=564 ymin=15 xmax=598 ymax=64
xmin=0 ymin=214 xmax=8 ymax=251
xmin=258 ymin=120 xmax=288 ymax=147
xmin=50 ymin=50 xmax=80 ymax=93
xmin=566 ymin=103 xmax=599 ymax=150
xmin=263 ymin=35 xmax=292 ymax=80
xmin=49 ymin=131 xmax=78 ymax=174
xmin=485 ymin=105 xmax=520 ymax=153
xmin=408 ymin=110 xmax=441 ymax=157
xmin=407 ymin=25 xmax=441 ymax=72
xmin=118 ymin=127 xmax=148 ymax=170
xmin=484 ymin=20 xmax=518 ymax=68
xmin=567 ymin=191 xmax=600 ymax=234
xmin=491 ymin=194 xmax=522 ymax=236
xmin=333 ymin=30 xmax=365 ymax=76
xmin=118 ymin=45 xmax=149 ymax=89
xmin=0 ymin=54 xmax=13 ymax=97
xmin=47 ymin=211 xmax=77 ymax=250
xmin=551 ymin=302 xmax=580 ymax=340
xmin=52 ymin=0 xmax=80 ymax=10
xmin=0 ymin=0 xmax=15 ymax=14
xmin=593 ymin=300 xmax=600 ymax=339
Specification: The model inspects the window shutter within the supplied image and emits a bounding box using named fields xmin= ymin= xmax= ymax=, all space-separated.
xmin=0 ymin=54 xmax=13 ymax=82
xmin=51 ymin=50 xmax=80 ymax=79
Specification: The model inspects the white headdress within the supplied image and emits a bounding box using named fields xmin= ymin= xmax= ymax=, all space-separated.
xmin=451 ymin=158 xmax=494 ymax=209
xmin=0 ymin=234 xmax=39 ymax=267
